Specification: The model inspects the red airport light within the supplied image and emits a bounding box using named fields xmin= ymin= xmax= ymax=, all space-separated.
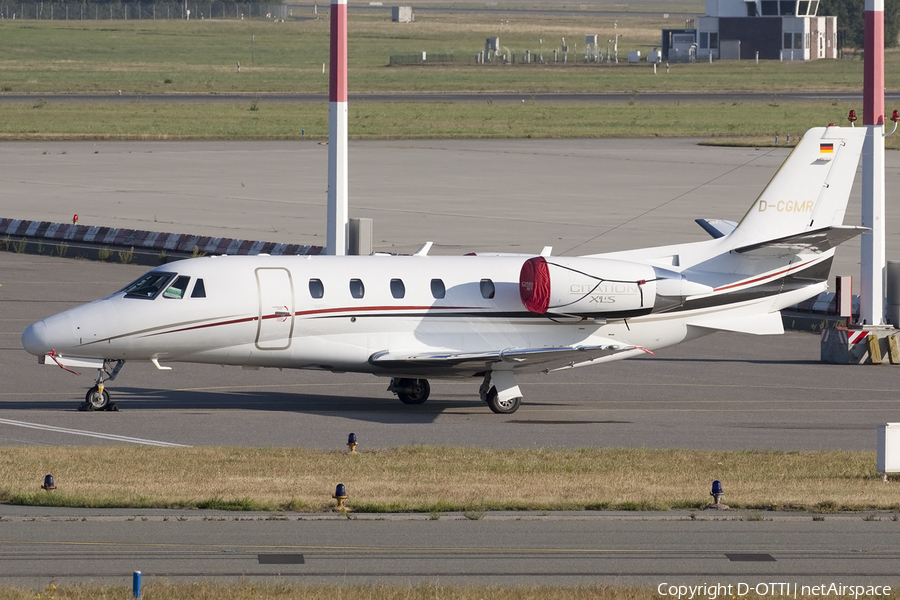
xmin=892 ymin=110 xmax=900 ymax=123
xmin=848 ymin=110 xmax=858 ymax=124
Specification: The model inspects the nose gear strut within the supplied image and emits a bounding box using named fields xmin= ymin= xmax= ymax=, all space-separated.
xmin=80 ymin=360 xmax=125 ymax=411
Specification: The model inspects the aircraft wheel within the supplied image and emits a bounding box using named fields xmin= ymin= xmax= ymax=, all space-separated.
xmin=85 ymin=386 xmax=110 ymax=411
xmin=397 ymin=379 xmax=430 ymax=405
xmin=486 ymin=387 xmax=521 ymax=414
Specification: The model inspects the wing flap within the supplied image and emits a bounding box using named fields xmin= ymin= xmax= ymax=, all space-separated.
xmin=369 ymin=341 xmax=649 ymax=374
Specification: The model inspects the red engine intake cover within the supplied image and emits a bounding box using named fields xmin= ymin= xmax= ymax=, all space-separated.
xmin=519 ymin=256 xmax=551 ymax=314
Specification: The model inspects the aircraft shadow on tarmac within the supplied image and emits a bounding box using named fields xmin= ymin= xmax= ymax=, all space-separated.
xmin=4 ymin=388 xmax=575 ymax=424
xmin=646 ymin=357 xmax=819 ymax=366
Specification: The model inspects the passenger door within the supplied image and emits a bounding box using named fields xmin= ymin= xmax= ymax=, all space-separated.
xmin=255 ymin=267 xmax=294 ymax=350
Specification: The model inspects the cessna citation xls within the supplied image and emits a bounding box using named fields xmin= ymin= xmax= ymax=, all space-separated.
xmin=23 ymin=126 xmax=865 ymax=414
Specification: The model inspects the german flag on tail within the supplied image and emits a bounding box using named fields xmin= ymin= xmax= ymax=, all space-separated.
xmin=820 ymin=143 xmax=834 ymax=153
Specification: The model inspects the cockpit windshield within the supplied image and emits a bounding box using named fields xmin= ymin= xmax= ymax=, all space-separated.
xmin=119 ymin=272 xmax=176 ymax=300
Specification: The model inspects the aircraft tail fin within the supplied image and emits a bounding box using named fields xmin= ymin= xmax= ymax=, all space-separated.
xmin=726 ymin=125 xmax=866 ymax=251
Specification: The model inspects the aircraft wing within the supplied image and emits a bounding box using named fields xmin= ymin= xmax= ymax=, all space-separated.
xmin=369 ymin=341 xmax=650 ymax=375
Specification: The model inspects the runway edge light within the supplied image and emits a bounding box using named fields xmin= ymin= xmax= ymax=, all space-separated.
xmin=41 ymin=474 xmax=55 ymax=491
xmin=706 ymin=480 xmax=728 ymax=510
xmin=333 ymin=483 xmax=349 ymax=512
xmin=347 ymin=432 xmax=358 ymax=453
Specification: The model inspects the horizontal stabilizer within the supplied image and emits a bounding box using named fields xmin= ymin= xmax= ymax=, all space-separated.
xmin=733 ymin=225 xmax=866 ymax=257
xmin=370 ymin=341 xmax=649 ymax=373
xmin=688 ymin=311 xmax=784 ymax=335
xmin=695 ymin=218 xmax=737 ymax=239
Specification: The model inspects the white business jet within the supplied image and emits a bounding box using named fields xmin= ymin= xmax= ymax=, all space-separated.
xmin=22 ymin=126 xmax=865 ymax=414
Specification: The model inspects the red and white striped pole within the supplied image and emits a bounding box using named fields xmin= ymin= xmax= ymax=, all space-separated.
xmin=860 ymin=0 xmax=886 ymax=325
xmin=326 ymin=0 xmax=348 ymax=256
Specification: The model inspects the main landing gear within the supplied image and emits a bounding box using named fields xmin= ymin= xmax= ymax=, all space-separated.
xmin=479 ymin=371 xmax=522 ymax=414
xmin=388 ymin=378 xmax=431 ymax=404
xmin=80 ymin=360 xmax=125 ymax=411
xmin=388 ymin=371 xmax=524 ymax=414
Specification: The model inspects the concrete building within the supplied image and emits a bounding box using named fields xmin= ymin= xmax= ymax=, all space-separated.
xmin=392 ymin=6 xmax=413 ymax=22
xmin=668 ymin=0 xmax=838 ymax=61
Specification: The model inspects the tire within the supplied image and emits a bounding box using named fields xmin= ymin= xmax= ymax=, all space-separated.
xmin=397 ymin=378 xmax=430 ymax=405
xmin=486 ymin=387 xmax=521 ymax=414
xmin=85 ymin=386 xmax=110 ymax=411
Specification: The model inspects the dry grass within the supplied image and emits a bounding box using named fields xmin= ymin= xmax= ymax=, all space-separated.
xmin=0 ymin=583 xmax=700 ymax=600
xmin=1 ymin=446 xmax=897 ymax=513
xmin=5 ymin=582 xmax=900 ymax=600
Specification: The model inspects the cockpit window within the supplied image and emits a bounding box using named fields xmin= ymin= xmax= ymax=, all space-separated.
xmin=163 ymin=275 xmax=191 ymax=299
xmin=191 ymin=278 xmax=206 ymax=298
xmin=121 ymin=272 xmax=176 ymax=300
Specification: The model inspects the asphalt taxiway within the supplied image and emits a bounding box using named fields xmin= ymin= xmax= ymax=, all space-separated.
xmin=2 ymin=139 xmax=900 ymax=588
xmin=2 ymin=138 xmax=899 ymax=450
xmin=1 ymin=508 xmax=899 ymax=588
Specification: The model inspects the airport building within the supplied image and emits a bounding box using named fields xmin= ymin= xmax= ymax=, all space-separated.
xmin=663 ymin=0 xmax=838 ymax=61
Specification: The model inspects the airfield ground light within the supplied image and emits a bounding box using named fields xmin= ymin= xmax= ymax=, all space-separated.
xmin=333 ymin=483 xmax=349 ymax=511
xmin=347 ymin=432 xmax=358 ymax=454
xmin=888 ymin=109 xmax=900 ymax=136
xmin=848 ymin=110 xmax=858 ymax=127
xmin=41 ymin=474 xmax=55 ymax=491
xmin=72 ymin=214 xmax=78 ymax=225
xmin=133 ymin=570 xmax=141 ymax=599
xmin=707 ymin=480 xmax=728 ymax=510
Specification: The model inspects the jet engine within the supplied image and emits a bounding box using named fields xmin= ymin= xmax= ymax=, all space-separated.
xmin=519 ymin=256 xmax=713 ymax=317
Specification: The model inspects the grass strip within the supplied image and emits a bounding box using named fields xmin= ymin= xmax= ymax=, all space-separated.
xmin=1 ymin=446 xmax=896 ymax=513
xmin=0 ymin=583 xmax=784 ymax=600
xmin=2 ymin=100 xmax=894 ymax=145
xmin=0 ymin=18 xmax=877 ymax=95
xmin=11 ymin=583 xmax=899 ymax=600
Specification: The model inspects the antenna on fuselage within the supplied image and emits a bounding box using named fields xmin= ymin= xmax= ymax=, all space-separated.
xmin=325 ymin=0 xmax=348 ymax=255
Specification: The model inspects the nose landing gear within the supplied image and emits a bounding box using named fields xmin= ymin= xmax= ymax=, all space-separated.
xmin=79 ymin=360 xmax=125 ymax=411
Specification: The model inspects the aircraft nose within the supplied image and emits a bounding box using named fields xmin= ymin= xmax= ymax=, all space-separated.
xmin=22 ymin=320 xmax=50 ymax=356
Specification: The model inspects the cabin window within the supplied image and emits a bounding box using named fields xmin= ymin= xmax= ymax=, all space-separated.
xmin=163 ymin=275 xmax=191 ymax=299
xmin=480 ymin=279 xmax=495 ymax=299
xmin=350 ymin=278 xmax=365 ymax=299
xmin=390 ymin=278 xmax=405 ymax=299
xmin=431 ymin=278 xmax=446 ymax=299
xmin=309 ymin=278 xmax=324 ymax=299
xmin=191 ymin=278 xmax=206 ymax=298
xmin=121 ymin=272 xmax=175 ymax=300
